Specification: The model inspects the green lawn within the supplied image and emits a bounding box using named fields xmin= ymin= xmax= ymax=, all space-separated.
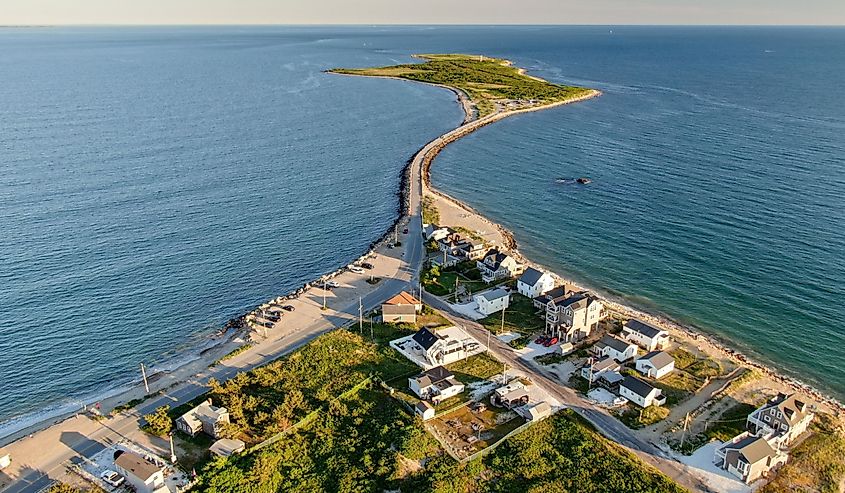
xmin=330 ymin=54 xmax=594 ymax=118
xmin=422 ymin=195 xmax=440 ymax=225
xmin=480 ymin=294 xmax=544 ymax=335
xmin=422 ymin=262 xmax=487 ymax=297
xmin=446 ymin=352 xmax=503 ymax=382
xmin=617 ymin=405 xmax=671 ymax=429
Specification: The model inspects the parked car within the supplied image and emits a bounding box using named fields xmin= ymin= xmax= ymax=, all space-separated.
xmin=266 ymin=315 xmax=280 ymax=322
xmin=535 ymin=336 xmax=548 ymax=345
xmin=360 ymin=262 xmax=374 ymax=270
xmin=349 ymin=266 xmax=365 ymax=274
xmin=101 ymin=470 xmax=125 ymax=487
xmin=282 ymin=305 xmax=295 ymax=312
xmin=543 ymin=337 xmax=559 ymax=347
xmin=326 ymin=281 xmax=340 ymax=288
xmin=403 ymin=228 xmax=409 ymax=234
xmin=261 ymin=321 xmax=273 ymax=328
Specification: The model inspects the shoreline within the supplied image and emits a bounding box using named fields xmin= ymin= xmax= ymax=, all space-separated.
xmin=414 ymin=91 xmax=845 ymax=415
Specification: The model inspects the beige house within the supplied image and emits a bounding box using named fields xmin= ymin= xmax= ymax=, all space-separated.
xmin=476 ymin=249 xmax=522 ymax=283
xmin=176 ymin=399 xmax=230 ymax=439
xmin=382 ymin=291 xmax=422 ymax=324
xmin=747 ymin=393 xmax=814 ymax=447
xmin=714 ymin=432 xmax=787 ymax=484
xmin=113 ymin=450 xmax=167 ymax=493
xmin=545 ymin=291 xmax=605 ymax=342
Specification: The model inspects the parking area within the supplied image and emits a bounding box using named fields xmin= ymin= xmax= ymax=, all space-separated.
xmin=78 ymin=441 xmax=190 ymax=492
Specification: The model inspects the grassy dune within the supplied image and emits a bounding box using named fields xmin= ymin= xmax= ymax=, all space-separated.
xmin=329 ymin=53 xmax=594 ymax=118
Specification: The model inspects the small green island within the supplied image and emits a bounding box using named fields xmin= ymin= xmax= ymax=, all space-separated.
xmin=329 ymin=54 xmax=596 ymax=119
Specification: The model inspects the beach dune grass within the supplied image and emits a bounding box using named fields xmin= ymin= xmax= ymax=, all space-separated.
xmin=329 ymin=53 xmax=593 ymax=118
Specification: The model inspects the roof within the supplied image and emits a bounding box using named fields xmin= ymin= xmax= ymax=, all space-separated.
xmin=599 ymin=371 xmax=624 ymax=385
xmin=383 ymin=304 xmax=417 ymax=316
xmin=209 ymin=438 xmax=245 ymax=457
xmin=624 ymin=319 xmax=665 ymax=339
xmin=413 ymin=366 xmax=454 ymax=387
xmin=722 ymin=434 xmax=777 ymax=465
xmin=179 ymin=400 xmax=226 ymax=429
xmin=525 ymin=401 xmax=552 ymax=417
xmin=482 ymin=249 xmax=511 ymax=271
xmin=621 ymin=376 xmax=657 ymax=399
xmin=113 ymin=450 xmax=161 ymax=481
xmin=478 ymin=288 xmax=509 ymax=303
xmin=384 ymin=291 xmax=420 ymax=306
xmin=412 ymin=327 xmax=440 ymax=351
xmin=535 ymin=285 xmax=570 ymax=304
xmin=558 ymin=293 xmax=588 ymax=308
xmin=518 ymin=267 xmax=546 ymax=287
xmin=415 ymin=401 xmax=434 ymax=413
xmin=757 ymin=393 xmax=812 ymax=426
xmin=639 ymin=351 xmax=675 ymax=370
xmin=500 ymin=388 xmax=530 ymax=402
xmin=597 ymin=335 xmax=635 ymax=354
xmin=592 ymin=356 xmax=620 ymax=372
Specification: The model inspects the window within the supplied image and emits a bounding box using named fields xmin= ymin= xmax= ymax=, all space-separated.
xmin=781 ymin=424 xmax=788 ymax=431
xmin=763 ymin=415 xmax=770 ymax=423
xmin=777 ymin=411 xmax=783 ymax=419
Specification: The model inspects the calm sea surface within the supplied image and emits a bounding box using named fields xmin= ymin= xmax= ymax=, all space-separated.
xmin=1 ymin=26 xmax=843 ymax=433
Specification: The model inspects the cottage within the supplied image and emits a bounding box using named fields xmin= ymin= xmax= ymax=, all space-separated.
xmin=491 ymin=381 xmax=530 ymax=409
xmin=474 ymin=288 xmax=510 ymax=316
xmin=591 ymin=335 xmax=638 ymax=362
xmin=476 ymin=249 xmax=522 ymax=283
xmin=411 ymin=327 xmax=476 ymax=367
xmin=580 ymin=355 xmax=621 ymax=383
xmin=545 ymin=291 xmax=605 ymax=342
xmin=381 ymin=291 xmax=422 ymax=324
xmin=408 ymin=366 xmax=465 ymax=404
xmin=176 ymin=399 xmax=230 ymax=439
xmin=714 ymin=433 xmax=787 ymax=484
xmin=621 ymin=319 xmax=670 ymax=351
xmin=209 ymin=438 xmax=246 ymax=458
xmin=113 ymin=450 xmax=167 ymax=493
xmin=516 ymin=268 xmax=555 ymax=299
xmin=415 ymin=400 xmax=435 ymax=421
xmin=518 ymin=401 xmax=552 ymax=422
xmin=619 ymin=376 xmax=666 ymax=408
xmin=635 ymin=351 xmax=675 ymax=380
xmin=747 ymin=393 xmax=814 ymax=447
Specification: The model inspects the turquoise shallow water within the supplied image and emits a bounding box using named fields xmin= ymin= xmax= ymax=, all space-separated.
xmin=1 ymin=26 xmax=843 ymax=435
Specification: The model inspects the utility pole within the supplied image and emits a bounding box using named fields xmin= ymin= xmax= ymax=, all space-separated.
xmin=680 ymin=412 xmax=691 ymax=449
xmin=358 ymin=297 xmax=363 ymax=333
xmin=322 ymin=280 xmax=327 ymax=310
xmin=395 ymin=224 xmax=399 ymax=244
xmin=169 ymin=433 xmax=177 ymax=464
xmin=486 ymin=329 xmax=491 ymax=355
xmin=586 ymin=357 xmax=594 ymax=392
xmin=140 ymin=363 xmax=150 ymax=394
xmin=370 ymin=317 xmax=374 ymax=342
xmin=500 ymin=308 xmax=506 ymax=335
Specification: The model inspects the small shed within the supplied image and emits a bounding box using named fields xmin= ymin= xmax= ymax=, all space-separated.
xmin=209 ymin=438 xmax=246 ymax=457
xmin=415 ymin=400 xmax=435 ymax=421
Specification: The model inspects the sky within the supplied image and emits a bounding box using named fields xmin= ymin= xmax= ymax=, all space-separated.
xmin=1 ymin=0 xmax=844 ymax=26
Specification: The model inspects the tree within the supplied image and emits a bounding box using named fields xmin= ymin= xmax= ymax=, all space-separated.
xmin=142 ymin=405 xmax=173 ymax=437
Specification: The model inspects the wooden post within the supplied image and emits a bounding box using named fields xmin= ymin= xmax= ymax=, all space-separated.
xmin=140 ymin=363 xmax=150 ymax=394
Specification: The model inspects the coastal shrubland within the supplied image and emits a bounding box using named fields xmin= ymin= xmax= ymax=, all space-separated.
xmin=422 ymin=195 xmax=440 ymax=225
xmin=330 ymin=54 xmax=592 ymax=118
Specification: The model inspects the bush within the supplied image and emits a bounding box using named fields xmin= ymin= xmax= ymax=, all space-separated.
xmin=142 ymin=405 xmax=173 ymax=437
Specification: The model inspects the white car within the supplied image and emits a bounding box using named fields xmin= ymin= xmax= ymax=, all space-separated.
xmin=101 ymin=469 xmax=125 ymax=487
xmin=325 ymin=280 xmax=340 ymax=288
xmin=348 ymin=266 xmax=365 ymax=274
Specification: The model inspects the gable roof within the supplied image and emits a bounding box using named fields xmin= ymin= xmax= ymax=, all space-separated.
xmin=412 ymin=327 xmax=440 ymax=350
xmin=592 ymin=356 xmax=620 ymax=372
xmin=624 ymin=319 xmax=665 ymax=339
xmin=384 ymin=291 xmax=420 ymax=306
xmin=383 ymin=304 xmax=417 ymax=316
xmin=518 ymin=267 xmax=546 ymax=287
xmin=535 ymin=285 xmax=570 ymax=305
xmin=757 ymin=393 xmax=811 ymax=426
xmin=621 ymin=375 xmax=657 ymax=399
xmin=722 ymin=434 xmax=777 ymax=465
xmin=413 ymin=366 xmax=454 ymax=387
xmin=597 ymin=335 xmax=635 ymax=354
xmin=415 ymin=400 xmax=434 ymax=413
xmin=113 ymin=450 xmax=161 ymax=481
xmin=639 ymin=351 xmax=675 ymax=370
xmin=482 ymin=249 xmax=511 ymax=270
xmin=479 ymin=288 xmax=509 ymax=303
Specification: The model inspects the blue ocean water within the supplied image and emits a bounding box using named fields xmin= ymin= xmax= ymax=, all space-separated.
xmin=1 ymin=26 xmax=843 ymax=433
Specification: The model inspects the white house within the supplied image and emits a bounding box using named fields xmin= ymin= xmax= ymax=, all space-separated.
xmin=516 ymin=268 xmax=555 ymax=299
xmin=635 ymin=351 xmax=675 ymax=380
xmin=491 ymin=381 xmax=530 ymax=409
xmin=714 ymin=432 xmax=787 ymax=484
xmin=518 ymin=401 xmax=552 ymax=422
xmin=746 ymin=393 xmax=814 ymax=447
xmin=175 ymin=399 xmax=230 ymax=439
xmin=415 ymin=400 xmax=435 ymax=421
xmin=580 ymin=356 xmax=621 ymax=383
xmin=411 ymin=327 xmax=478 ymax=367
xmin=408 ymin=366 xmax=465 ymax=404
xmin=474 ymin=288 xmax=510 ymax=316
xmin=112 ymin=450 xmax=167 ymax=493
xmin=621 ymin=319 xmax=670 ymax=351
xmin=425 ymin=225 xmax=451 ymax=242
xmin=619 ymin=376 xmax=666 ymax=408
xmin=591 ymin=335 xmax=638 ymax=362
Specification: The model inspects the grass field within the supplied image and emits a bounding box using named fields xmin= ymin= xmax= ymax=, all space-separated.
xmin=479 ymin=294 xmax=544 ymax=336
xmin=330 ymin=53 xmax=594 ymax=118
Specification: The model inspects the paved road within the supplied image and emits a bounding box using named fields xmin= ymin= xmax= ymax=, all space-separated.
xmin=422 ymin=292 xmax=714 ymax=493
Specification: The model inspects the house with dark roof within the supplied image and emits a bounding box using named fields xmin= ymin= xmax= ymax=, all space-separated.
xmin=747 ymin=392 xmax=814 ymax=447
xmin=635 ymin=351 xmax=675 ymax=380
xmin=714 ymin=432 xmax=787 ymax=484
xmin=591 ymin=334 xmax=638 ymax=362
xmin=112 ymin=450 xmax=167 ymax=493
xmin=408 ymin=366 xmax=465 ymax=404
xmin=476 ymin=248 xmax=522 ymax=283
xmin=415 ymin=400 xmax=435 ymax=421
xmin=621 ymin=319 xmax=670 ymax=351
xmin=580 ymin=355 xmax=621 ymax=383
xmin=532 ymin=285 xmax=573 ymax=309
xmin=545 ymin=291 xmax=605 ymax=343
xmin=619 ymin=375 xmax=666 ymax=408
xmin=411 ymin=327 xmax=475 ymax=367
xmin=516 ymin=267 xmax=555 ymax=298
xmin=175 ymin=399 xmax=230 ymax=439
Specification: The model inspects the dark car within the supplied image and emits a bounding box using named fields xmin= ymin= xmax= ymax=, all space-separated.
xmin=261 ymin=321 xmax=273 ymax=328
xmin=266 ymin=315 xmax=280 ymax=322
xmin=361 ymin=262 xmax=374 ymax=270
xmin=403 ymin=228 xmax=409 ymax=234
xmin=282 ymin=305 xmax=295 ymax=312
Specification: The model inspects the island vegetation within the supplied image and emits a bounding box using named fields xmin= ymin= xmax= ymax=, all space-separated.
xmin=329 ymin=54 xmax=594 ymax=118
